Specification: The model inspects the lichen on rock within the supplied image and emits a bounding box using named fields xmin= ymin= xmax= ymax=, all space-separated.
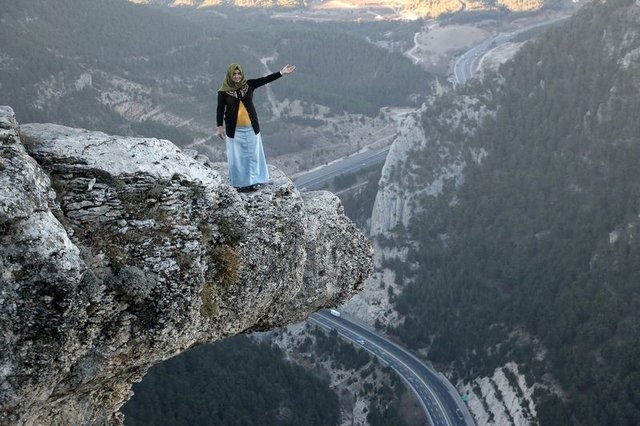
xmin=0 ymin=106 xmax=372 ymax=425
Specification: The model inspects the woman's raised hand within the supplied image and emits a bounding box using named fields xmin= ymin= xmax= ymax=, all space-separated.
xmin=280 ymin=64 xmax=296 ymax=75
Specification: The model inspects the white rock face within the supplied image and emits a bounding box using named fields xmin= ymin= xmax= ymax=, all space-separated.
xmin=74 ymin=73 xmax=92 ymax=91
xmin=345 ymin=111 xmax=425 ymax=325
xmin=370 ymin=97 xmax=489 ymax=238
xmin=342 ymin=246 xmax=406 ymax=326
xmin=0 ymin=106 xmax=372 ymax=425
xmin=461 ymin=362 xmax=538 ymax=425
xmin=349 ymin=97 xmax=491 ymax=326
xmin=369 ymin=111 xmax=425 ymax=236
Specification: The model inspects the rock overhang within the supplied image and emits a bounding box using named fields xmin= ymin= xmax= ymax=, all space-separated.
xmin=0 ymin=106 xmax=373 ymax=425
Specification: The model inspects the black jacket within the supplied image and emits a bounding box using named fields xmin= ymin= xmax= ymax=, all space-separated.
xmin=216 ymin=72 xmax=282 ymax=138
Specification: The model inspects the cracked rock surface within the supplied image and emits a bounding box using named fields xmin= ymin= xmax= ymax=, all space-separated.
xmin=0 ymin=106 xmax=372 ymax=425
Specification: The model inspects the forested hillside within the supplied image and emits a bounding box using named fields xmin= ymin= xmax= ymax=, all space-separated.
xmin=122 ymin=336 xmax=340 ymax=425
xmin=122 ymin=328 xmax=417 ymax=426
xmin=0 ymin=0 xmax=428 ymax=133
xmin=383 ymin=0 xmax=640 ymax=423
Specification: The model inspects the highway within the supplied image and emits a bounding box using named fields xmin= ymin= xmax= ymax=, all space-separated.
xmin=293 ymin=16 xmax=572 ymax=193
xmin=452 ymin=15 xmax=570 ymax=86
xmin=310 ymin=310 xmax=474 ymax=426
xmin=294 ymin=19 xmax=566 ymax=424
xmin=293 ymin=146 xmax=390 ymax=191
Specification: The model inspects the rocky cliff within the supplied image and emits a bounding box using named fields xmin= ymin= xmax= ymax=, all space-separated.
xmin=344 ymin=94 xmax=492 ymax=326
xmin=0 ymin=105 xmax=372 ymax=425
xmin=371 ymin=94 xmax=492 ymax=238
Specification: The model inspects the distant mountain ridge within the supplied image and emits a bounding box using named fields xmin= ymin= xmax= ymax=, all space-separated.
xmin=130 ymin=0 xmax=544 ymax=17
xmin=130 ymin=0 xmax=302 ymax=7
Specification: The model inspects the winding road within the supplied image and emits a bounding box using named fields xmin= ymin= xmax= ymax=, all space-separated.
xmin=295 ymin=17 xmax=572 ymax=191
xmin=452 ymin=15 xmax=570 ymax=86
xmin=310 ymin=310 xmax=474 ymax=426
xmin=293 ymin=145 xmax=391 ymax=191
xmin=291 ymin=15 xmax=575 ymax=426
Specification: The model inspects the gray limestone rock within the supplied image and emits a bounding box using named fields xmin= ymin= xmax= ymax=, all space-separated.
xmin=0 ymin=106 xmax=372 ymax=425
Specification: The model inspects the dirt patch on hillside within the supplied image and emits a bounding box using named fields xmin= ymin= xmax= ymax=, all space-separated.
xmin=422 ymin=24 xmax=489 ymax=55
xmin=407 ymin=23 xmax=491 ymax=75
xmin=477 ymin=41 xmax=524 ymax=75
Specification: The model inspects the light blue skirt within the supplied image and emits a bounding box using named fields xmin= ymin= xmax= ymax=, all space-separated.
xmin=225 ymin=126 xmax=270 ymax=188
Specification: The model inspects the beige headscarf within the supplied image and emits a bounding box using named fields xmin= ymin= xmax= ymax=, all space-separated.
xmin=219 ymin=63 xmax=248 ymax=94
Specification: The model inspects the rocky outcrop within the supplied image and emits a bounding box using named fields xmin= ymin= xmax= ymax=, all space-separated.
xmin=369 ymin=110 xmax=425 ymax=237
xmin=370 ymin=96 xmax=491 ymax=237
xmin=0 ymin=106 xmax=372 ymax=425
xmin=346 ymin=97 xmax=492 ymax=326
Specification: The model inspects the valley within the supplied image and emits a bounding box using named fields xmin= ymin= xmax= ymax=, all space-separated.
xmin=7 ymin=0 xmax=629 ymax=424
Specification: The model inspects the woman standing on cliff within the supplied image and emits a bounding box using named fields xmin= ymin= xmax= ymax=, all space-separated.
xmin=216 ymin=63 xmax=296 ymax=192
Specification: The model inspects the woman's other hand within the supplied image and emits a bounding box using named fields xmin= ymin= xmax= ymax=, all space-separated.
xmin=216 ymin=126 xmax=226 ymax=140
xmin=280 ymin=64 xmax=296 ymax=76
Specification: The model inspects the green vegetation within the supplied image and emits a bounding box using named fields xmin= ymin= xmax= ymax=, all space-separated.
xmin=199 ymin=216 xmax=245 ymax=318
xmin=0 ymin=0 xmax=430 ymax=146
xmin=386 ymin=0 xmax=640 ymax=423
xmin=122 ymin=336 xmax=340 ymax=426
xmin=312 ymin=328 xmax=371 ymax=371
xmin=272 ymin=29 xmax=428 ymax=116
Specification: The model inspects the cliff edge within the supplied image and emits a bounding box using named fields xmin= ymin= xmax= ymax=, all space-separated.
xmin=0 ymin=106 xmax=372 ymax=425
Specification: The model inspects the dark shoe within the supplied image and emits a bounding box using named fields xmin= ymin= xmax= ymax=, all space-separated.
xmin=236 ymin=184 xmax=259 ymax=193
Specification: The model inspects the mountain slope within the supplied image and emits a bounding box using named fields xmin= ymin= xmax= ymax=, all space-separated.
xmin=372 ymin=0 xmax=640 ymax=423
